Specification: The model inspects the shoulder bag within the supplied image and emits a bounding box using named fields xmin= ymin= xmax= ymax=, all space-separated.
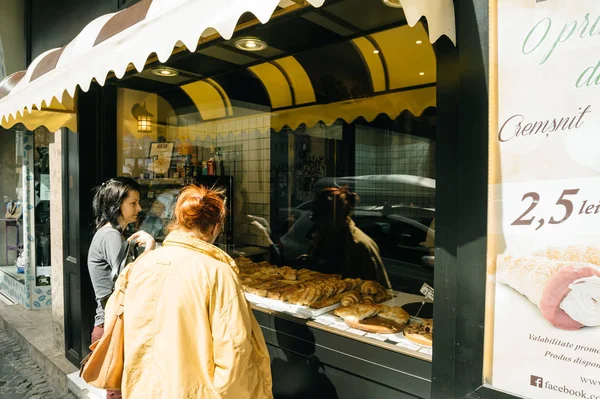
xmin=79 ymin=250 xmax=147 ymax=390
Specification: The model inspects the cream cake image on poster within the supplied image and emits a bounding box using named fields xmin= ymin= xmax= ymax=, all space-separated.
xmin=496 ymin=246 xmax=600 ymax=331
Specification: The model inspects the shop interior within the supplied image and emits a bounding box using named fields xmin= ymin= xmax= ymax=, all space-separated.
xmin=108 ymin=0 xmax=437 ymax=361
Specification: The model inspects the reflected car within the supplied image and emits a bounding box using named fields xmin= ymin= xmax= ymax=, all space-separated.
xmin=278 ymin=208 xmax=435 ymax=295
xmin=273 ymin=173 xmax=435 ymax=237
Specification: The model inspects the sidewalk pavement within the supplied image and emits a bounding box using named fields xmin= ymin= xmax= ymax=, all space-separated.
xmin=0 ymin=328 xmax=76 ymax=398
xmin=0 ymin=300 xmax=105 ymax=399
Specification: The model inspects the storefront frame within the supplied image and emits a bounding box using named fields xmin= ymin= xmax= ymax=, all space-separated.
xmin=2 ymin=0 xmax=522 ymax=397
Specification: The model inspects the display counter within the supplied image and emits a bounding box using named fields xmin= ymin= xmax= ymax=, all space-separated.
xmin=239 ymin=256 xmax=434 ymax=398
xmin=251 ymin=297 xmax=433 ymax=399
xmin=249 ymin=291 xmax=432 ymax=361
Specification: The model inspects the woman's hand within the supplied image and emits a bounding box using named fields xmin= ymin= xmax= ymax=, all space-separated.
xmin=128 ymin=230 xmax=156 ymax=252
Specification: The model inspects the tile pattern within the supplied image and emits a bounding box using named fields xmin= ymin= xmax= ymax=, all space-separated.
xmin=355 ymin=126 xmax=435 ymax=210
xmin=0 ymin=272 xmax=27 ymax=306
xmin=171 ymin=112 xmax=272 ymax=248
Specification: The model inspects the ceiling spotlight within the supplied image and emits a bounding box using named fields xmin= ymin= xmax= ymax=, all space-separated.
xmin=373 ymin=50 xmax=380 ymax=54
xmin=382 ymin=0 xmax=403 ymax=8
xmin=152 ymin=67 xmax=179 ymax=77
xmin=419 ymin=72 xmax=425 ymax=76
xmin=234 ymin=37 xmax=268 ymax=52
xmin=416 ymin=40 xmax=423 ymax=44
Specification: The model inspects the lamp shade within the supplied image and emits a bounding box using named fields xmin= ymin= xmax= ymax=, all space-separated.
xmin=131 ymin=102 xmax=154 ymax=132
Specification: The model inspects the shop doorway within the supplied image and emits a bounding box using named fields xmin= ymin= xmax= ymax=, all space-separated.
xmin=62 ymin=128 xmax=86 ymax=365
xmin=62 ymin=85 xmax=117 ymax=365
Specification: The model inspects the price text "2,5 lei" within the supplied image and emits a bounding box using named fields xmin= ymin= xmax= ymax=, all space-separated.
xmin=510 ymin=189 xmax=596 ymax=230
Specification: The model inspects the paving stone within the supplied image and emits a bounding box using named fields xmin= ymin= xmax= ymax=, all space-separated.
xmin=0 ymin=330 xmax=76 ymax=399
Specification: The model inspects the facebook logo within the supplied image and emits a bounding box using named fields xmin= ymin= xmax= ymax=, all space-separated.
xmin=530 ymin=376 xmax=544 ymax=388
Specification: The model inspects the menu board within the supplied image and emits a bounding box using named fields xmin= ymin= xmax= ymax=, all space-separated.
xmin=489 ymin=1 xmax=600 ymax=398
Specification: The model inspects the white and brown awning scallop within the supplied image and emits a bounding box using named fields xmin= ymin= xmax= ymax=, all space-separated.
xmin=0 ymin=0 xmax=456 ymax=132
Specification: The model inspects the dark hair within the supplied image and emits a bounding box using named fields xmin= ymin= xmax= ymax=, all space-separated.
xmin=311 ymin=186 xmax=358 ymax=226
xmin=92 ymin=177 xmax=141 ymax=231
xmin=167 ymin=185 xmax=227 ymax=240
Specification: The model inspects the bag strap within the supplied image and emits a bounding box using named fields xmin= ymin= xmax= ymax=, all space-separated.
xmin=99 ymin=243 xmax=144 ymax=310
xmin=112 ymin=240 xmax=132 ymax=285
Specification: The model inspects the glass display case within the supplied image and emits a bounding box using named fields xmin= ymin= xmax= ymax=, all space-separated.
xmin=114 ymin=3 xmax=437 ymax=385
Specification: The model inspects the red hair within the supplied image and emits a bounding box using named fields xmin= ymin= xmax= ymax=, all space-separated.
xmin=168 ymin=185 xmax=226 ymax=239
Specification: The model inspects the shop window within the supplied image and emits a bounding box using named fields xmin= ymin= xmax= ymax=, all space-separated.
xmin=0 ymin=127 xmax=26 ymax=286
xmin=116 ymin=10 xmax=436 ymax=360
xmin=0 ymin=126 xmax=54 ymax=291
xmin=32 ymin=127 xmax=54 ymax=285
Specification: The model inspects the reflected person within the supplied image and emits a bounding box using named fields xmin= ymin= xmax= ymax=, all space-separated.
xmin=304 ymin=186 xmax=391 ymax=288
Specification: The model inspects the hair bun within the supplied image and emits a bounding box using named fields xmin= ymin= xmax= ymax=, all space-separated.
xmin=168 ymin=185 xmax=227 ymax=239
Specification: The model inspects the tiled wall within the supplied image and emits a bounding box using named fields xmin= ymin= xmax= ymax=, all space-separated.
xmin=172 ymin=110 xmax=272 ymax=248
xmin=0 ymin=271 xmax=27 ymax=306
xmin=355 ymin=126 xmax=435 ymax=209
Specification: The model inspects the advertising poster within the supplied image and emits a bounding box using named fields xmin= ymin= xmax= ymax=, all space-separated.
xmin=489 ymin=1 xmax=600 ymax=398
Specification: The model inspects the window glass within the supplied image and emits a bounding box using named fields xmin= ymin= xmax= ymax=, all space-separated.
xmin=33 ymin=127 xmax=53 ymax=284
xmin=0 ymin=127 xmax=26 ymax=285
xmin=116 ymin=16 xmax=436 ymax=357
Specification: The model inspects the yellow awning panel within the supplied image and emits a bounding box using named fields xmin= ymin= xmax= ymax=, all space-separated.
xmin=273 ymin=56 xmax=316 ymax=105
xmin=271 ymin=86 xmax=435 ymax=132
xmin=249 ymin=63 xmax=293 ymax=109
xmin=351 ymin=37 xmax=386 ymax=92
xmin=0 ymin=93 xmax=77 ymax=132
xmin=371 ymin=24 xmax=436 ymax=90
xmin=181 ymin=79 xmax=231 ymax=121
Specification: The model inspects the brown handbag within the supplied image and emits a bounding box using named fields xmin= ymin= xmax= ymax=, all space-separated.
xmin=79 ymin=252 xmax=144 ymax=390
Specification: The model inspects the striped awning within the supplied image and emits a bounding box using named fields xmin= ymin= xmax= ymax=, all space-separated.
xmin=0 ymin=0 xmax=456 ymax=131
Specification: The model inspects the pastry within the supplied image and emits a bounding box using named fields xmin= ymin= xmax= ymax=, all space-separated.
xmin=361 ymin=294 xmax=375 ymax=304
xmin=360 ymin=280 xmax=380 ymax=295
xmin=403 ymin=320 xmax=433 ymax=346
xmin=334 ymin=304 xmax=407 ymax=334
xmin=334 ymin=303 xmax=381 ymax=322
xmin=497 ymin=252 xmax=600 ymax=330
xmin=373 ymin=288 xmax=391 ymax=303
xmin=340 ymin=290 xmax=360 ymax=307
xmin=308 ymin=292 xmax=346 ymax=309
xmin=377 ymin=305 xmax=410 ymax=325
xmin=344 ymin=316 xmax=405 ymax=334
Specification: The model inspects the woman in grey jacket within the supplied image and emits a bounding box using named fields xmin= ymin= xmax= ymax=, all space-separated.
xmin=87 ymin=176 xmax=155 ymax=399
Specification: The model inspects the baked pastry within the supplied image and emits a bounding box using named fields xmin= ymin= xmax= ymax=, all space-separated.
xmin=360 ymin=280 xmax=380 ymax=295
xmin=340 ymin=290 xmax=360 ymax=307
xmin=373 ymin=288 xmax=392 ymax=303
xmin=335 ymin=304 xmax=409 ymax=334
xmin=403 ymin=320 xmax=433 ymax=346
xmin=361 ymin=294 xmax=375 ymax=304
xmin=377 ymin=305 xmax=410 ymax=325
xmin=334 ymin=303 xmax=381 ymax=322
xmin=309 ymin=292 xmax=347 ymax=309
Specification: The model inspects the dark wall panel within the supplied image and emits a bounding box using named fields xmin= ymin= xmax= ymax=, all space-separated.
xmin=30 ymin=0 xmax=113 ymax=60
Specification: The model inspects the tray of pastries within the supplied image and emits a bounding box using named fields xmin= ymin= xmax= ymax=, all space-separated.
xmin=236 ymin=256 xmax=393 ymax=317
xmin=332 ymin=302 xmax=433 ymax=347
xmin=334 ymin=303 xmax=410 ymax=334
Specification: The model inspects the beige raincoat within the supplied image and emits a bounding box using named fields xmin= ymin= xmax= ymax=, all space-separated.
xmin=121 ymin=231 xmax=273 ymax=399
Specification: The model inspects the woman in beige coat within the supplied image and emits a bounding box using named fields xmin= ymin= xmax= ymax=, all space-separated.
xmin=121 ymin=185 xmax=273 ymax=398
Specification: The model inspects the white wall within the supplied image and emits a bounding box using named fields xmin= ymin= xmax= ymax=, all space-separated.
xmin=0 ymin=0 xmax=26 ymax=78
